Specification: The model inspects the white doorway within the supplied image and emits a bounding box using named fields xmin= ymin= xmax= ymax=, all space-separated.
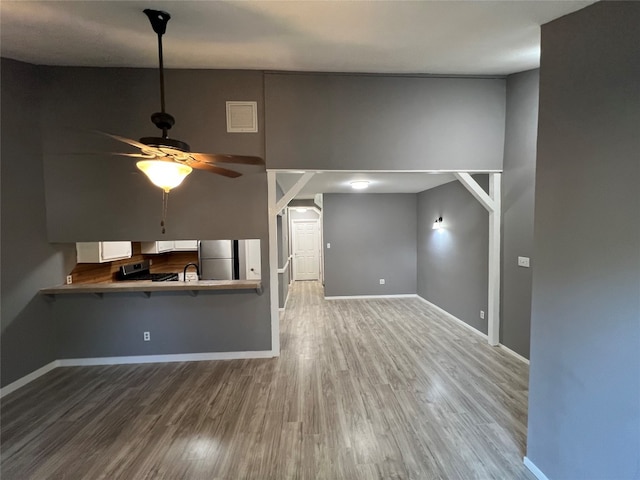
xmin=292 ymin=219 xmax=320 ymax=281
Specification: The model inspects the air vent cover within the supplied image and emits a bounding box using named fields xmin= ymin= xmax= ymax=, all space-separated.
xmin=226 ymin=101 xmax=258 ymax=133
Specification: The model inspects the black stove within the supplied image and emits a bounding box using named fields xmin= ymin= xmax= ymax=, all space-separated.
xmin=116 ymin=260 xmax=178 ymax=282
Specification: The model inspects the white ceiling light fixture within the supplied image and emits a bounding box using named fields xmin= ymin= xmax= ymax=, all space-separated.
xmin=350 ymin=181 xmax=370 ymax=190
xmin=295 ymin=208 xmax=308 ymax=213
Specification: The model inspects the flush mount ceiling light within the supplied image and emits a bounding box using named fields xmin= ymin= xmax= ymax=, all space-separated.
xmin=295 ymin=208 xmax=308 ymax=213
xmin=433 ymin=217 xmax=443 ymax=230
xmin=350 ymin=181 xmax=370 ymax=190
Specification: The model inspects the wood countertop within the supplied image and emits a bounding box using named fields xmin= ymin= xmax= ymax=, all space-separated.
xmin=40 ymin=280 xmax=263 ymax=297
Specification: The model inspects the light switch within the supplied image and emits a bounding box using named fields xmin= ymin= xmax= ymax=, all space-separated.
xmin=327 ymin=243 xmax=331 ymax=249
xmin=518 ymin=256 xmax=530 ymax=268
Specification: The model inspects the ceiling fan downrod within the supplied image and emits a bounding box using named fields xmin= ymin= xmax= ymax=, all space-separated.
xmin=144 ymin=9 xmax=175 ymax=139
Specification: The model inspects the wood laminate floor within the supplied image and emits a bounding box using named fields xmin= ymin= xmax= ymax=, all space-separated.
xmin=1 ymin=281 xmax=532 ymax=480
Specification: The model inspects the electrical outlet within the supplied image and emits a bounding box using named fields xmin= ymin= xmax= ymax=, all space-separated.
xmin=143 ymin=331 xmax=150 ymax=342
xmin=379 ymin=279 xmax=385 ymax=285
xmin=480 ymin=310 xmax=485 ymax=319
xmin=66 ymin=275 xmax=73 ymax=285
xmin=518 ymin=256 xmax=530 ymax=268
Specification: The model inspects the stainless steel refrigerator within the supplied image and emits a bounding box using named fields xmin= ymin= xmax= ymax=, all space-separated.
xmin=199 ymin=240 xmax=239 ymax=280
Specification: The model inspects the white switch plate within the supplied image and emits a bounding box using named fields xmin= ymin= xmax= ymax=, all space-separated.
xmin=379 ymin=279 xmax=385 ymax=285
xmin=327 ymin=243 xmax=331 ymax=249
xmin=480 ymin=310 xmax=485 ymax=319
xmin=518 ymin=256 xmax=530 ymax=268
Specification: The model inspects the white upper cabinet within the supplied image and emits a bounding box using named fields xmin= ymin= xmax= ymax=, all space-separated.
xmin=173 ymin=240 xmax=198 ymax=251
xmin=76 ymin=242 xmax=132 ymax=263
xmin=141 ymin=241 xmax=174 ymax=254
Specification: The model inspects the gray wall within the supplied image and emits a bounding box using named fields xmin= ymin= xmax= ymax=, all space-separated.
xmin=417 ymin=178 xmax=489 ymax=333
xmin=1 ymin=63 xmax=273 ymax=383
xmin=323 ymin=194 xmax=417 ymax=297
xmin=40 ymin=67 xmax=266 ymax=242
xmin=527 ymin=3 xmax=640 ymax=479
xmin=500 ymin=69 xmax=539 ymax=359
xmin=265 ymin=73 xmax=505 ymax=171
xmin=0 ymin=59 xmax=73 ymax=386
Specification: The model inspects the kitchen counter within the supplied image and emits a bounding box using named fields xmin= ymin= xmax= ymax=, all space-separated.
xmin=40 ymin=279 xmax=263 ymax=297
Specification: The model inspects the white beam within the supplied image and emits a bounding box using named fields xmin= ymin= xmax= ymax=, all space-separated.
xmin=275 ymin=172 xmax=315 ymax=213
xmin=454 ymin=172 xmax=495 ymax=213
xmin=487 ymin=173 xmax=501 ymax=346
xmin=267 ymin=171 xmax=280 ymax=356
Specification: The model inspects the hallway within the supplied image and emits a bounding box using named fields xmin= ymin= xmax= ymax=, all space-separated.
xmin=2 ymin=281 xmax=531 ymax=479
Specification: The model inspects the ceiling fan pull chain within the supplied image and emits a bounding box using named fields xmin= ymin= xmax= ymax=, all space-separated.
xmin=161 ymin=190 xmax=169 ymax=234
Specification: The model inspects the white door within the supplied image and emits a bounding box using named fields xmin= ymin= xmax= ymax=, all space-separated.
xmin=245 ymin=239 xmax=261 ymax=280
xmin=292 ymin=220 xmax=319 ymax=281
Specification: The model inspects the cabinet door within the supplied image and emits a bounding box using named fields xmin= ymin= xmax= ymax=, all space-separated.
xmin=173 ymin=240 xmax=198 ymax=251
xmin=157 ymin=241 xmax=174 ymax=253
xmin=100 ymin=241 xmax=132 ymax=261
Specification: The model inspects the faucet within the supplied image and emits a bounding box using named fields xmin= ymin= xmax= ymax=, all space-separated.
xmin=183 ymin=263 xmax=199 ymax=281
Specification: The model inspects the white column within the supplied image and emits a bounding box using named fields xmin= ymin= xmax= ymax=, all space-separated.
xmin=487 ymin=173 xmax=501 ymax=346
xmin=454 ymin=171 xmax=502 ymax=346
xmin=267 ymin=171 xmax=280 ymax=355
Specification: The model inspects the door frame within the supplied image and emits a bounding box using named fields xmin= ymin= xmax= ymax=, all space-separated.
xmin=290 ymin=218 xmax=321 ymax=281
xmin=267 ymin=169 xmax=502 ymax=357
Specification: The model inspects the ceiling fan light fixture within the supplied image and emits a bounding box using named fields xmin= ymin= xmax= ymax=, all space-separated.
xmin=136 ymin=160 xmax=192 ymax=193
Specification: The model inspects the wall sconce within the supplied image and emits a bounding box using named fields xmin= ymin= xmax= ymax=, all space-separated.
xmin=433 ymin=217 xmax=443 ymax=230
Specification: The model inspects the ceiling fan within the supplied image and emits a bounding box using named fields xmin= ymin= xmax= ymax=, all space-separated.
xmin=100 ymin=9 xmax=264 ymax=233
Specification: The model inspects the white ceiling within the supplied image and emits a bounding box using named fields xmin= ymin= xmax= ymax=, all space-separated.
xmin=276 ymin=172 xmax=458 ymax=199
xmin=1 ymin=1 xmax=593 ymax=75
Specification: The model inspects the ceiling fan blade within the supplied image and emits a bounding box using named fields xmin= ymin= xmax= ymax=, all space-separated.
xmin=94 ymin=131 xmax=162 ymax=155
xmin=109 ymin=152 xmax=156 ymax=158
xmin=186 ymin=160 xmax=242 ymax=178
xmin=191 ymin=152 xmax=265 ymax=166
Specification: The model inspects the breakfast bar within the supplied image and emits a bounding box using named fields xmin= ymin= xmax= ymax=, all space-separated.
xmin=40 ymin=279 xmax=263 ymax=298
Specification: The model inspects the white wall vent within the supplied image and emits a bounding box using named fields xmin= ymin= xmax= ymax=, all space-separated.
xmin=226 ymin=101 xmax=258 ymax=133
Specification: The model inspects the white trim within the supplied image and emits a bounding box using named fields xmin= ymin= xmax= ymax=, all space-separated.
xmin=487 ymin=173 xmax=501 ymax=346
xmin=325 ymin=294 xmax=418 ymax=300
xmin=278 ymin=283 xmax=291 ymax=313
xmin=277 ymin=258 xmax=290 ymax=275
xmin=0 ymin=348 xmax=277 ymax=398
xmin=454 ymin=172 xmax=496 ymax=212
xmin=58 ymin=350 xmax=274 ymax=367
xmin=288 ymin=205 xmax=322 ymax=216
xmin=291 ymin=218 xmax=321 ymax=281
xmin=523 ymin=457 xmax=550 ymax=480
xmin=270 ymin=169 xmax=503 ymax=174
xmin=267 ymin=171 xmax=280 ymax=356
xmin=275 ymin=172 xmax=315 ymax=213
xmin=0 ymin=360 xmax=60 ymax=398
xmin=453 ymin=172 xmax=501 ymax=346
xmin=415 ymin=295 xmax=488 ymax=339
xmin=499 ymin=344 xmax=530 ymax=365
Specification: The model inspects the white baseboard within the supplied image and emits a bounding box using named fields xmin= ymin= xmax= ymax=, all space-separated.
xmin=415 ymin=295 xmax=488 ymax=339
xmin=279 ymin=286 xmax=291 ymax=314
xmin=58 ymin=350 xmax=274 ymax=367
xmin=499 ymin=344 xmax=530 ymax=365
xmin=325 ymin=294 xmax=417 ymax=300
xmin=1 ymin=351 xmax=275 ymax=398
xmin=524 ymin=457 xmax=550 ymax=480
xmin=0 ymin=360 xmax=60 ymax=399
